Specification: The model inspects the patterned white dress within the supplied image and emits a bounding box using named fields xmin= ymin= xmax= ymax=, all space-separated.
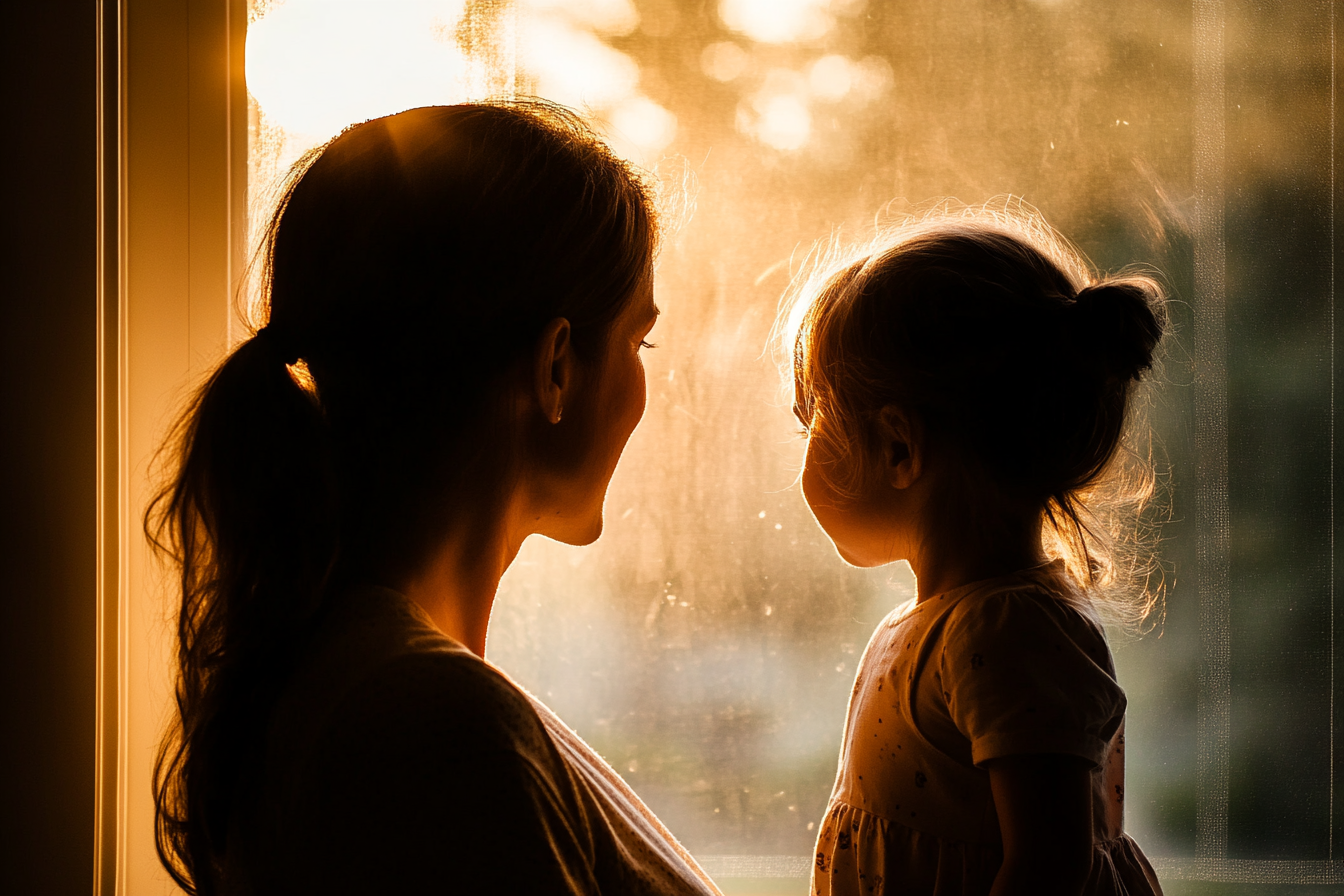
xmin=812 ymin=562 xmax=1162 ymax=896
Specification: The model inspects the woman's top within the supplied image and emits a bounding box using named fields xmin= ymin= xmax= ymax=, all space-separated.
xmin=811 ymin=562 xmax=1163 ymax=896
xmin=223 ymin=585 xmax=722 ymax=896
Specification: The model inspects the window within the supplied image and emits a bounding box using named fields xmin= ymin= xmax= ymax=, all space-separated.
xmin=240 ymin=1 xmax=1339 ymax=891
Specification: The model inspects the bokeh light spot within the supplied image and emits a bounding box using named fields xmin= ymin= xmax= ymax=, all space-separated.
xmin=808 ymin=54 xmax=853 ymax=101
xmin=607 ymin=96 xmax=679 ymax=159
xmin=739 ymin=93 xmax=812 ymax=151
xmin=701 ymin=41 xmax=749 ymax=82
xmin=851 ymin=55 xmax=894 ymax=104
xmin=521 ymin=15 xmax=640 ymax=110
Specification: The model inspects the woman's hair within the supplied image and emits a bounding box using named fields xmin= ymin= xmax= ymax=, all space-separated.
xmin=149 ymin=102 xmax=657 ymax=894
xmin=783 ymin=204 xmax=1167 ymax=623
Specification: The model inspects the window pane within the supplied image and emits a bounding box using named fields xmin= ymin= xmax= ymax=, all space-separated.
xmin=244 ymin=0 xmax=1339 ymax=884
xmin=1222 ymin=3 xmax=1335 ymax=860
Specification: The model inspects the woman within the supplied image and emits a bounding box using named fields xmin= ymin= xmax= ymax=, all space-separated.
xmin=151 ymin=103 xmax=721 ymax=895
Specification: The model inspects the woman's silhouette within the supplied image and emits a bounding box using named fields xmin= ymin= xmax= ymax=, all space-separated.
xmin=150 ymin=103 xmax=719 ymax=895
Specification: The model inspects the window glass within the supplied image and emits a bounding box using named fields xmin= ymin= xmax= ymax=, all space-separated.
xmin=245 ymin=0 xmax=1339 ymax=887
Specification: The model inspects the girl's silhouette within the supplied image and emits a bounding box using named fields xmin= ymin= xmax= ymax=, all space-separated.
xmin=786 ymin=212 xmax=1167 ymax=896
xmin=150 ymin=103 xmax=720 ymax=896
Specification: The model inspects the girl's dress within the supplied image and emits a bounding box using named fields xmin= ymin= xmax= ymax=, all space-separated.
xmin=812 ymin=561 xmax=1162 ymax=896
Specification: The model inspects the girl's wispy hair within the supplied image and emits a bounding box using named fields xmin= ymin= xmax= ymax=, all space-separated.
xmin=774 ymin=197 xmax=1169 ymax=630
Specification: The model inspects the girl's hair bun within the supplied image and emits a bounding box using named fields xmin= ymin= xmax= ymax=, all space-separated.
xmin=1069 ymin=277 xmax=1166 ymax=383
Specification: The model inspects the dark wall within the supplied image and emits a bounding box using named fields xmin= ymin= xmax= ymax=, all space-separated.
xmin=0 ymin=0 xmax=100 ymax=892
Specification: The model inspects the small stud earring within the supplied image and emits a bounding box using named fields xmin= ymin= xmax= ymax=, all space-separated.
xmin=554 ymin=408 xmax=563 ymax=424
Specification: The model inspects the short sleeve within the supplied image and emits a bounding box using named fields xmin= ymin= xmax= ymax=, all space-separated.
xmin=939 ymin=590 xmax=1126 ymax=768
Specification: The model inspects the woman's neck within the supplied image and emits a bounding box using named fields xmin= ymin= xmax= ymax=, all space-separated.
xmin=392 ymin=476 xmax=529 ymax=657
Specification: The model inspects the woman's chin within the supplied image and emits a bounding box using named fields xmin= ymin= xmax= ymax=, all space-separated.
xmin=567 ymin=523 xmax=603 ymax=547
xmin=537 ymin=514 xmax=604 ymax=548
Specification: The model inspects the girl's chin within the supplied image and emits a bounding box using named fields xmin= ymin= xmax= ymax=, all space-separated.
xmin=833 ymin=542 xmax=884 ymax=569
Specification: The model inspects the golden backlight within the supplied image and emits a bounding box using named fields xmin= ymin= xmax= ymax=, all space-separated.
xmin=245 ymin=0 xmax=678 ymax=205
xmin=237 ymin=0 xmax=1339 ymax=889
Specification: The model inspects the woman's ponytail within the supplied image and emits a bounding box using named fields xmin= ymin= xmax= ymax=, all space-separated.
xmin=150 ymin=329 xmax=338 ymax=895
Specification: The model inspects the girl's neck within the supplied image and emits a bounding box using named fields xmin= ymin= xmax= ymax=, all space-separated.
xmin=911 ymin=507 xmax=1047 ymax=601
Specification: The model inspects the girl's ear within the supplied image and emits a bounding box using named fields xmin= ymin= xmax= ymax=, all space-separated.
xmin=532 ymin=317 xmax=573 ymax=424
xmin=877 ymin=404 xmax=923 ymax=490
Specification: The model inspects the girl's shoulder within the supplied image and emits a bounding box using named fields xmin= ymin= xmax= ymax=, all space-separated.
xmin=933 ymin=563 xmax=1126 ymax=769
xmin=939 ymin=561 xmax=1112 ymax=665
xmin=947 ymin=559 xmax=1100 ymax=620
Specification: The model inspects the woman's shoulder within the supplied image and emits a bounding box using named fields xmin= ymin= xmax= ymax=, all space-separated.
xmin=346 ymin=639 xmax=551 ymax=755
xmin=239 ymin=588 xmax=610 ymax=895
xmin=277 ymin=586 xmax=553 ymax=764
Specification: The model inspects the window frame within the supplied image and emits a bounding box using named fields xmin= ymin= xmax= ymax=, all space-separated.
xmin=98 ymin=0 xmax=1344 ymax=889
xmin=98 ymin=0 xmax=249 ymax=892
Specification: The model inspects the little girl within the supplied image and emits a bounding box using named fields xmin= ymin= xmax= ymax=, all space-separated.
xmin=786 ymin=212 xmax=1166 ymax=896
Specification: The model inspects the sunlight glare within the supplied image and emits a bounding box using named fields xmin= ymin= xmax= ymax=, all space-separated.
xmin=522 ymin=15 xmax=640 ymax=110
xmin=523 ymin=0 xmax=640 ymax=36
xmin=719 ymin=0 xmax=834 ymax=44
xmin=246 ymin=0 xmax=470 ymax=140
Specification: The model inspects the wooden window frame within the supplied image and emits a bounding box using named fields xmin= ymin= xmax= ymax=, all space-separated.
xmin=97 ymin=0 xmax=247 ymax=891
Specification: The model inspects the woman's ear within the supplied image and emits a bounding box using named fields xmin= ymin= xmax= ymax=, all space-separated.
xmin=532 ymin=317 xmax=573 ymax=424
xmin=877 ymin=404 xmax=923 ymax=490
